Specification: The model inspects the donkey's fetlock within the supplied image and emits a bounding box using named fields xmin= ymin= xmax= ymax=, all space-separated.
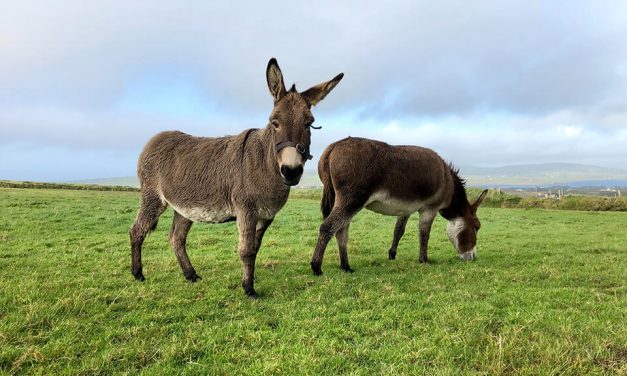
xmin=310 ymin=261 xmax=323 ymax=276
xmin=388 ymin=249 xmax=397 ymax=260
xmin=340 ymin=264 xmax=354 ymax=273
xmin=132 ymin=269 xmax=146 ymax=282
xmin=242 ymin=281 xmax=258 ymax=299
xmin=184 ymin=270 xmax=202 ymax=283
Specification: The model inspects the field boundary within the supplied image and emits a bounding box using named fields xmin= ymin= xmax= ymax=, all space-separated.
xmin=2 ymin=181 xmax=626 ymax=211
xmin=0 ymin=180 xmax=138 ymax=192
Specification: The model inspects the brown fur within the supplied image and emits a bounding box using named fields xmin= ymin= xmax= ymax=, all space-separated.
xmin=129 ymin=58 xmax=343 ymax=297
xmin=311 ymin=137 xmax=488 ymax=275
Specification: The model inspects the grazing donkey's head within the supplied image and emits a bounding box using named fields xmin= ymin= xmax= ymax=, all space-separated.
xmin=446 ymin=189 xmax=488 ymax=261
xmin=266 ymin=58 xmax=343 ymax=186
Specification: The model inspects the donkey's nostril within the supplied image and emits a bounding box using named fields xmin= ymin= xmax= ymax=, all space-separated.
xmin=280 ymin=165 xmax=303 ymax=182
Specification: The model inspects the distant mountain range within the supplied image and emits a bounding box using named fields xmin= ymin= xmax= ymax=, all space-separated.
xmin=68 ymin=163 xmax=627 ymax=188
xmin=458 ymin=163 xmax=627 ymax=187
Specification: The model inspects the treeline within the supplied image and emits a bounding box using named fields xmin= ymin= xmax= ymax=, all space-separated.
xmin=477 ymin=190 xmax=627 ymax=211
xmin=0 ymin=180 xmax=139 ymax=192
xmin=291 ymin=187 xmax=627 ymax=212
xmin=449 ymin=188 xmax=627 ymax=212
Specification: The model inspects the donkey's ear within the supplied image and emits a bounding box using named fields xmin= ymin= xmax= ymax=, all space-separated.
xmin=301 ymin=72 xmax=344 ymax=106
xmin=473 ymin=189 xmax=489 ymax=210
xmin=267 ymin=58 xmax=287 ymax=103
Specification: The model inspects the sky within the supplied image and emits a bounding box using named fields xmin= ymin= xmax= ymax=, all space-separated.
xmin=1 ymin=1 xmax=627 ymax=181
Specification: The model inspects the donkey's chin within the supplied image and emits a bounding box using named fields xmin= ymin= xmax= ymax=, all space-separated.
xmin=459 ymin=249 xmax=476 ymax=261
xmin=281 ymin=176 xmax=302 ymax=186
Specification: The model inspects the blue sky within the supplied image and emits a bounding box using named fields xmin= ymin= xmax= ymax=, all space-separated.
xmin=1 ymin=1 xmax=627 ymax=181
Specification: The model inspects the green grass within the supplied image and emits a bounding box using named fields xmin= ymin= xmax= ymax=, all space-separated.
xmin=0 ymin=188 xmax=625 ymax=374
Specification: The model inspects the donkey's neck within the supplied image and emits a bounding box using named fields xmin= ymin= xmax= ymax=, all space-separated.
xmin=439 ymin=169 xmax=470 ymax=220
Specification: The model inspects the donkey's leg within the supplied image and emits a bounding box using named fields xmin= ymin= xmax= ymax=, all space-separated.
xmin=336 ymin=223 xmax=353 ymax=272
xmin=169 ymin=210 xmax=201 ymax=282
xmin=388 ymin=215 xmax=410 ymax=260
xmin=236 ymin=213 xmax=259 ymax=298
xmin=311 ymin=205 xmax=358 ymax=276
xmin=418 ymin=210 xmax=437 ymax=263
xmin=254 ymin=219 xmax=274 ymax=253
xmin=129 ymin=192 xmax=166 ymax=281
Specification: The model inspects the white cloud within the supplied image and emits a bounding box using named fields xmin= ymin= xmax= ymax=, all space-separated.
xmin=557 ymin=126 xmax=583 ymax=138
xmin=1 ymin=1 xmax=627 ymax=180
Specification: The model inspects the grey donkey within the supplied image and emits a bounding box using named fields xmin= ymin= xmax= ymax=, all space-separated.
xmin=130 ymin=58 xmax=343 ymax=297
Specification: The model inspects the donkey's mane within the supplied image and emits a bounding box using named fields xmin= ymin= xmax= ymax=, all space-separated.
xmin=440 ymin=162 xmax=468 ymax=220
xmin=448 ymin=162 xmax=466 ymax=187
xmin=289 ymin=84 xmax=297 ymax=93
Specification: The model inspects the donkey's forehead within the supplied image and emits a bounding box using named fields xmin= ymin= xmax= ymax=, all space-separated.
xmin=275 ymin=92 xmax=310 ymax=109
xmin=272 ymin=92 xmax=312 ymax=118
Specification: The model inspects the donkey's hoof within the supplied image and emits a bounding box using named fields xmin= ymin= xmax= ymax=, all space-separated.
xmin=311 ymin=262 xmax=323 ymax=276
xmin=244 ymin=287 xmax=259 ymax=299
xmin=388 ymin=250 xmax=397 ymax=260
xmin=340 ymin=265 xmax=354 ymax=273
xmin=419 ymin=257 xmax=429 ymax=264
xmin=185 ymin=272 xmax=202 ymax=283
xmin=132 ymin=272 xmax=146 ymax=282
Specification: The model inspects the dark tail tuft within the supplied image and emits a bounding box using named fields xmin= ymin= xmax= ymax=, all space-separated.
xmin=319 ymin=147 xmax=336 ymax=219
xmin=321 ymin=181 xmax=335 ymax=219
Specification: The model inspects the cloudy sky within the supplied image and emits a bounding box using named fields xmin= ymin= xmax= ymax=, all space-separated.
xmin=1 ymin=1 xmax=626 ymax=181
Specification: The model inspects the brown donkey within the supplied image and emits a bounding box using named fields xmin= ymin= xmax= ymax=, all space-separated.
xmin=130 ymin=58 xmax=343 ymax=297
xmin=311 ymin=137 xmax=488 ymax=275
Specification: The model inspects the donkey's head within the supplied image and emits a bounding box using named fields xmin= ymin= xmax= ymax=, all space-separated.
xmin=266 ymin=58 xmax=343 ymax=186
xmin=446 ymin=189 xmax=488 ymax=261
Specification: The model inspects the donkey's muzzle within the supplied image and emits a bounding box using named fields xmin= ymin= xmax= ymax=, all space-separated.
xmin=459 ymin=249 xmax=476 ymax=261
xmin=280 ymin=165 xmax=303 ymax=186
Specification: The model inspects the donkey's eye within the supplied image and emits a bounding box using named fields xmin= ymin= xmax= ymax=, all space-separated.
xmin=271 ymin=120 xmax=279 ymax=129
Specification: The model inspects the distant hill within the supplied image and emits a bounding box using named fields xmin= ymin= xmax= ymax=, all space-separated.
xmin=67 ymin=163 xmax=627 ymax=189
xmin=459 ymin=163 xmax=627 ymax=187
xmin=68 ymin=176 xmax=140 ymax=188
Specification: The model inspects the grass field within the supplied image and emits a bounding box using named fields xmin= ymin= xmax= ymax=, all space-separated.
xmin=0 ymin=188 xmax=625 ymax=374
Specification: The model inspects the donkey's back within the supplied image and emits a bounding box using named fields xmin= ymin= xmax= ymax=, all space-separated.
xmin=138 ymin=130 xmax=250 ymax=204
xmin=319 ymin=137 xmax=454 ymax=216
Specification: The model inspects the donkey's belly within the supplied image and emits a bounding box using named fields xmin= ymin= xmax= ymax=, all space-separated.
xmin=169 ymin=202 xmax=235 ymax=223
xmin=364 ymin=191 xmax=425 ymax=216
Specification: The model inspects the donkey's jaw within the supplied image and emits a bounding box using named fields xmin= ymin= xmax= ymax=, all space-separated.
xmin=459 ymin=248 xmax=476 ymax=261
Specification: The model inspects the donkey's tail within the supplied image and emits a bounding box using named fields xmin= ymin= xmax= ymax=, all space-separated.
xmin=321 ymin=180 xmax=335 ymax=219
xmin=319 ymin=145 xmax=336 ymax=219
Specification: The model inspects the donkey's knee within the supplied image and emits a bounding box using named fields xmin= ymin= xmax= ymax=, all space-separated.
xmin=319 ymin=220 xmax=336 ymax=239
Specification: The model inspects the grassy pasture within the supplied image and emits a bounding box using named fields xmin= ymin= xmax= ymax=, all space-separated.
xmin=0 ymin=187 xmax=625 ymax=374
